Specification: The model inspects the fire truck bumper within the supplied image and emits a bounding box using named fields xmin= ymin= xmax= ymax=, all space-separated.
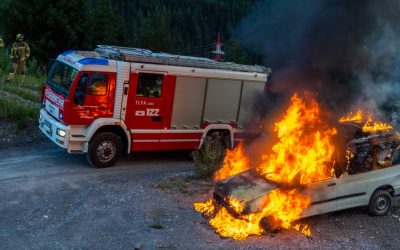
xmin=39 ymin=108 xmax=70 ymax=149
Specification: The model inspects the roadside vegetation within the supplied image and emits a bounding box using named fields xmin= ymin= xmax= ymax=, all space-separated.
xmin=0 ymin=47 xmax=45 ymax=128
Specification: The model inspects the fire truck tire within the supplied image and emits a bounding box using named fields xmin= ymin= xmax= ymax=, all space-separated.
xmin=368 ymin=190 xmax=392 ymax=216
xmin=204 ymin=131 xmax=226 ymax=160
xmin=87 ymin=132 xmax=122 ymax=168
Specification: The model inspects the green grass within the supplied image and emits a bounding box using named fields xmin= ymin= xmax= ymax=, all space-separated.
xmin=0 ymin=83 xmax=41 ymax=103
xmin=0 ymin=95 xmax=40 ymax=128
xmin=154 ymin=175 xmax=213 ymax=195
xmin=0 ymin=45 xmax=45 ymax=125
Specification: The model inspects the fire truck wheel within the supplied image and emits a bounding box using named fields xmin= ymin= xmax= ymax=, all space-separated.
xmin=87 ymin=132 xmax=122 ymax=168
xmin=368 ymin=190 xmax=392 ymax=216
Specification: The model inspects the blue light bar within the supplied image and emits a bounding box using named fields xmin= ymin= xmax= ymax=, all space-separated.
xmin=78 ymin=58 xmax=109 ymax=65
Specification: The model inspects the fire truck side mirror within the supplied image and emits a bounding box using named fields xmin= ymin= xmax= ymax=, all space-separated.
xmin=74 ymin=74 xmax=88 ymax=106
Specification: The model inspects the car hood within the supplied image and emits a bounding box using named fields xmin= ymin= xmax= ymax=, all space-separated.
xmin=214 ymin=169 xmax=277 ymax=214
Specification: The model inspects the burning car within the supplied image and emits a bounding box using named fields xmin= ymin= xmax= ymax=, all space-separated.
xmin=213 ymin=128 xmax=400 ymax=227
xmin=194 ymin=94 xmax=400 ymax=240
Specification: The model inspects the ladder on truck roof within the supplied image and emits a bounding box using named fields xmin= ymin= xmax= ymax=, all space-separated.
xmin=95 ymin=45 xmax=270 ymax=74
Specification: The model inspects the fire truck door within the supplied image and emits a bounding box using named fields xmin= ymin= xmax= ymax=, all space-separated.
xmin=127 ymin=72 xmax=165 ymax=151
xmin=72 ymin=72 xmax=111 ymax=125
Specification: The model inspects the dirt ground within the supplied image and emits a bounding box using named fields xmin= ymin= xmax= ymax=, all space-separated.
xmin=0 ymin=143 xmax=400 ymax=250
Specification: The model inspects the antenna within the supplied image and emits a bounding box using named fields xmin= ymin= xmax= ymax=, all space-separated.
xmin=212 ymin=33 xmax=224 ymax=62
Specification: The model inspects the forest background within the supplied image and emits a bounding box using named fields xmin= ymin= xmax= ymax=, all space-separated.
xmin=0 ymin=0 xmax=260 ymax=67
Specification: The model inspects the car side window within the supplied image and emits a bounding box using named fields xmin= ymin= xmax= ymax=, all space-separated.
xmin=347 ymin=142 xmax=400 ymax=175
xmin=347 ymin=144 xmax=373 ymax=175
xmin=136 ymin=73 xmax=163 ymax=97
xmin=372 ymin=142 xmax=400 ymax=170
xmin=88 ymin=73 xmax=108 ymax=96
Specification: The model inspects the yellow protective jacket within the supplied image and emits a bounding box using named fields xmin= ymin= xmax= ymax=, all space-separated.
xmin=10 ymin=41 xmax=30 ymax=62
xmin=0 ymin=37 xmax=4 ymax=48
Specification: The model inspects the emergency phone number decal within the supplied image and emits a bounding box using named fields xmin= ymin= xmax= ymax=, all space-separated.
xmin=135 ymin=108 xmax=160 ymax=117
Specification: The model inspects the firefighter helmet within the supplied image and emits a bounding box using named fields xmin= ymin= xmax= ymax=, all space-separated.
xmin=16 ymin=33 xmax=24 ymax=41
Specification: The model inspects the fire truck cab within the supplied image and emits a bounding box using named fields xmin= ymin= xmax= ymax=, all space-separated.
xmin=39 ymin=45 xmax=270 ymax=167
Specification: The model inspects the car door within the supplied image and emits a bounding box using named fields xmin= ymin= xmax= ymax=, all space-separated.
xmin=336 ymin=171 xmax=375 ymax=210
xmin=337 ymin=141 xmax=391 ymax=209
xmin=301 ymin=176 xmax=338 ymax=217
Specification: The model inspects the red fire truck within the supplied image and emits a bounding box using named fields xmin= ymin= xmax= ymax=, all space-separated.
xmin=39 ymin=45 xmax=270 ymax=167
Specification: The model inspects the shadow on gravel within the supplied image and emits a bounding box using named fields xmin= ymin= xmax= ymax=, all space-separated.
xmin=127 ymin=150 xmax=193 ymax=163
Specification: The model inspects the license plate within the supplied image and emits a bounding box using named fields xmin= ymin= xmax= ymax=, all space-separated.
xmin=44 ymin=119 xmax=52 ymax=134
xmin=46 ymin=101 xmax=59 ymax=118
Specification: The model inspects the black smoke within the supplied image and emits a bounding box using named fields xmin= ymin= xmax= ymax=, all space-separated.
xmin=237 ymin=0 xmax=400 ymax=125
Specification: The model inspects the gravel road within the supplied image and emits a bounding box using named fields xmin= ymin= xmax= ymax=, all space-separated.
xmin=0 ymin=144 xmax=399 ymax=250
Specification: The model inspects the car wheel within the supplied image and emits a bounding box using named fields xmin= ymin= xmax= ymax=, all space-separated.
xmin=259 ymin=216 xmax=280 ymax=233
xmin=368 ymin=190 xmax=392 ymax=216
xmin=87 ymin=132 xmax=122 ymax=168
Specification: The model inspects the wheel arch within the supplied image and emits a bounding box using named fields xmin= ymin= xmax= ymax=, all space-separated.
xmin=198 ymin=124 xmax=234 ymax=149
xmin=372 ymin=185 xmax=395 ymax=198
xmin=86 ymin=118 xmax=131 ymax=154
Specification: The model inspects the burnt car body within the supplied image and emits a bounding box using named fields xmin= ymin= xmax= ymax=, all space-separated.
xmin=214 ymin=128 xmax=400 ymax=218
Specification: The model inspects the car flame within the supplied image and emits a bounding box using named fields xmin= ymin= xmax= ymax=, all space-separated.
xmin=257 ymin=93 xmax=336 ymax=186
xmin=339 ymin=110 xmax=393 ymax=133
xmin=194 ymin=93 xmax=337 ymax=240
xmin=362 ymin=118 xmax=393 ymax=133
xmin=214 ymin=143 xmax=250 ymax=181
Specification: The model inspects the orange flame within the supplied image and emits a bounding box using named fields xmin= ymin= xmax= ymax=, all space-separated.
xmin=338 ymin=111 xmax=363 ymax=123
xmin=258 ymin=189 xmax=311 ymax=230
xmin=194 ymin=199 xmax=215 ymax=217
xmin=195 ymin=93 xmax=337 ymax=240
xmin=339 ymin=111 xmax=393 ymax=133
xmin=209 ymin=206 xmax=264 ymax=240
xmin=362 ymin=118 xmax=393 ymax=133
xmin=257 ymin=93 xmax=336 ymax=186
xmin=227 ymin=198 xmax=244 ymax=214
xmin=195 ymin=189 xmax=311 ymax=240
xmin=214 ymin=143 xmax=250 ymax=181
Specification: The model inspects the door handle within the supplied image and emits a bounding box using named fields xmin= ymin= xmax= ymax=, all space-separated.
xmin=152 ymin=116 xmax=163 ymax=122
xmin=99 ymin=105 xmax=107 ymax=111
xmin=327 ymin=183 xmax=336 ymax=187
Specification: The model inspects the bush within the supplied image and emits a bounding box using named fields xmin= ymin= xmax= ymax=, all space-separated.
xmin=26 ymin=58 xmax=45 ymax=78
xmin=192 ymin=132 xmax=228 ymax=178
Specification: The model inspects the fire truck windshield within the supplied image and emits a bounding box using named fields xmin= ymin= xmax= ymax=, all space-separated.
xmin=47 ymin=61 xmax=78 ymax=98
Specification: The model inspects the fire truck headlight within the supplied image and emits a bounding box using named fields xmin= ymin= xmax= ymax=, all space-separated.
xmin=56 ymin=128 xmax=66 ymax=138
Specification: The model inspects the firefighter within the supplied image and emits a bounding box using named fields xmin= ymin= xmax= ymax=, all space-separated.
xmin=7 ymin=34 xmax=30 ymax=83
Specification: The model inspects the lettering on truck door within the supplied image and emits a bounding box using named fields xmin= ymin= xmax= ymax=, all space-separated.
xmin=125 ymin=72 xmax=165 ymax=150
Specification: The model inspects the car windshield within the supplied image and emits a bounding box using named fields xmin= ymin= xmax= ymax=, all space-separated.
xmin=47 ymin=61 xmax=78 ymax=97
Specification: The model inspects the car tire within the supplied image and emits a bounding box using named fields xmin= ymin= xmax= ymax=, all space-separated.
xmin=368 ymin=190 xmax=392 ymax=216
xmin=87 ymin=132 xmax=122 ymax=168
xmin=259 ymin=216 xmax=280 ymax=233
